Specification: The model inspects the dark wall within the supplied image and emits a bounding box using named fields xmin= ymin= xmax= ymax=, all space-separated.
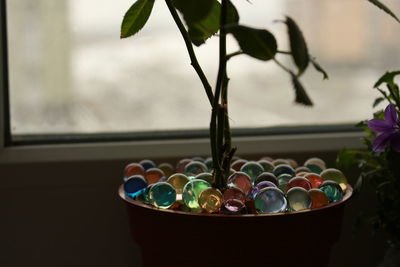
xmin=0 ymin=151 xmax=387 ymax=267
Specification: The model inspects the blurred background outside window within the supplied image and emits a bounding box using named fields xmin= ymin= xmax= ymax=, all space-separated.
xmin=6 ymin=0 xmax=400 ymax=135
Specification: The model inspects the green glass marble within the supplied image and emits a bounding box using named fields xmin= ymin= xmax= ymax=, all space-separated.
xmin=287 ymin=187 xmax=312 ymax=211
xmin=277 ymin=173 xmax=293 ymax=193
xmin=304 ymin=157 xmax=326 ymax=170
xmin=149 ymin=182 xmax=177 ymax=209
xmin=240 ymin=161 xmax=264 ymax=184
xmin=320 ymin=168 xmax=348 ymax=189
xmin=182 ymin=179 xmax=211 ymax=209
xmin=305 ymin=164 xmax=323 ymax=174
xmin=195 ymin=172 xmax=215 ymax=185
xmin=257 ymin=160 xmax=274 ymax=172
xmin=319 ymin=180 xmax=343 ymax=203
xmin=254 ymin=187 xmax=287 ymax=214
xmin=184 ymin=161 xmax=208 ymax=176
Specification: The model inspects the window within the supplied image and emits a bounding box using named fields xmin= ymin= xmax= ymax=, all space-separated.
xmin=4 ymin=0 xmax=397 ymax=161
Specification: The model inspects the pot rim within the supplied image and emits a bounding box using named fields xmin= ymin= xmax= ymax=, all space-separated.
xmin=118 ymin=183 xmax=353 ymax=218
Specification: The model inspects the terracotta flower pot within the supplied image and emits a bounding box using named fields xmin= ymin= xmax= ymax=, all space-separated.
xmin=119 ymin=184 xmax=353 ymax=267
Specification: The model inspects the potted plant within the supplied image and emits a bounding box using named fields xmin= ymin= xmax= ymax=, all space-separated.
xmin=113 ymin=0 xmax=400 ymax=266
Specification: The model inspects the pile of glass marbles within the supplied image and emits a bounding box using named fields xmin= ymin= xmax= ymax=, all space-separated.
xmin=122 ymin=156 xmax=348 ymax=214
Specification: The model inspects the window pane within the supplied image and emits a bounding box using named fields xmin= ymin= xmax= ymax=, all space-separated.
xmin=6 ymin=0 xmax=400 ymax=135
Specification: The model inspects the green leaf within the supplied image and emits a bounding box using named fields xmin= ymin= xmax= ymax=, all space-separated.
xmin=285 ymin=16 xmax=309 ymax=76
xmin=226 ymin=25 xmax=277 ymax=61
xmin=367 ymin=0 xmax=400 ymax=23
xmin=173 ymin=0 xmax=214 ymax=23
xmin=310 ymin=57 xmax=329 ymax=80
xmin=374 ymin=71 xmax=400 ymax=88
xmin=185 ymin=0 xmax=239 ymax=46
xmin=120 ymin=0 xmax=155 ymax=39
xmin=373 ymin=97 xmax=385 ymax=108
xmin=290 ymin=72 xmax=313 ymax=106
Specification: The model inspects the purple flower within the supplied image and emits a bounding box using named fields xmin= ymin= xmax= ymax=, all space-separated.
xmin=367 ymin=104 xmax=400 ymax=152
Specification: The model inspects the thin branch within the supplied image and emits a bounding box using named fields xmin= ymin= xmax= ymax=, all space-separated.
xmin=226 ymin=51 xmax=243 ymax=61
xmin=165 ymin=0 xmax=214 ymax=105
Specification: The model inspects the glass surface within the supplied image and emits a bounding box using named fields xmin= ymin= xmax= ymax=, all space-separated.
xmin=6 ymin=0 xmax=400 ymax=135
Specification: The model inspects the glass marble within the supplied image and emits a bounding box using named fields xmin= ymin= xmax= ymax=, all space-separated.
xmin=195 ymin=172 xmax=215 ymax=185
xmin=223 ymin=186 xmax=247 ymax=203
xmin=198 ymin=188 xmax=223 ymax=213
xmin=257 ymin=160 xmax=275 ymax=172
xmin=204 ymin=157 xmax=213 ymax=171
xmin=145 ymin=168 xmax=165 ymax=185
xmin=227 ymin=172 xmax=252 ymax=195
xmin=305 ymin=164 xmax=323 ymax=174
xmin=304 ymin=173 xmax=324 ymax=189
xmin=192 ymin=156 xmax=205 ymax=162
xmin=231 ymin=159 xmax=248 ymax=172
xmin=319 ymin=180 xmax=344 ymax=203
xmin=259 ymin=156 xmax=274 ymax=162
xmin=149 ymin=182 xmax=177 ymax=209
xmin=254 ymin=187 xmax=287 ymax=214
xmin=273 ymin=164 xmax=296 ymax=178
xmin=286 ymin=158 xmax=299 ymax=168
xmin=287 ymin=177 xmax=312 ymax=191
xmin=123 ymin=163 xmax=145 ymax=181
xmin=295 ymin=166 xmax=311 ymax=174
xmin=139 ymin=159 xmax=156 ymax=171
xmin=167 ymin=173 xmax=189 ymax=195
xmin=320 ymin=168 xmax=348 ymax=190
xmin=221 ymin=199 xmax=247 ymax=214
xmin=137 ymin=184 xmax=154 ymax=203
xmin=277 ymin=173 xmax=293 ymax=193
xmin=304 ymin=157 xmax=326 ymax=170
xmin=176 ymin=158 xmax=192 ymax=173
xmin=272 ymin=158 xmax=290 ymax=166
xmin=124 ymin=175 xmax=148 ymax=198
xmin=251 ymin=181 xmax=277 ymax=198
xmin=158 ymin=163 xmax=174 ymax=178
xmin=287 ymin=187 xmax=312 ymax=211
xmin=240 ymin=161 xmax=264 ymax=183
xmin=184 ymin=161 xmax=208 ymax=176
xmin=255 ymin=172 xmax=278 ymax=186
xmin=182 ymin=179 xmax=211 ymax=209
xmin=309 ymin=188 xmax=329 ymax=208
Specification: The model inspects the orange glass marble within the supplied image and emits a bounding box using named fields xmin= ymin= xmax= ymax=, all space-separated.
xmin=309 ymin=188 xmax=329 ymax=208
xmin=145 ymin=168 xmax=165 ymax=184
xmin=123 ymin=163 xmax=145 ymax=180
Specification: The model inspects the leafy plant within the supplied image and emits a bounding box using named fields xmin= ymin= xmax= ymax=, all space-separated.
xmin=337 ymin=71 xmax=400 ymax=248
xmin=120 ymin=0 xmax=327 ymax=189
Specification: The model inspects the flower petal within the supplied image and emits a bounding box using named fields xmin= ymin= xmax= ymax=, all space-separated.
xmin=367 ymin=119 xmax=394 ymax=133
xmin=372 ymin=132 xmax=393 ymax=152
xmin=390 ymin=132 xmax=400 ymax=152
xmin=384 ymin=104 xmax=398 ymax=126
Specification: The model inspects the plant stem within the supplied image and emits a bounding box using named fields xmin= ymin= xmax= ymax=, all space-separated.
xmin=211 ymin=0 xmax=228 ymax=189
xmin=165 ymin=0 xmax=214 ymax=105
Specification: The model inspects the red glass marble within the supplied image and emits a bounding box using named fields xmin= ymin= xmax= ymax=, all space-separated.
xmin=305 ymin=173 xmax=324 ymax=189
xmin=223 ymin=186 xmax=246 ymax=203
xmin=287 ymin=177 xmax=312 ymax=191
xmin=145 ymin=168 xmax=165 ymax=185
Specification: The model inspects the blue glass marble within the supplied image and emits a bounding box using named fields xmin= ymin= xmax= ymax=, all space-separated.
xmin=124 ymin=175 xmax=148 ymax=198
xmin=254 ymin=187 xmax=287 ymax=214
xmin=139 ymin=159 xmax=156 ymax=171
xmin=319 ymin=180 xmax=344 ymax=203
xmin=273 ymin=164 xmax=296 ymax=177
xmin=240 ymin=161 xmax=264 ymax=184
xmin=149 ymin=182 xmax=177 ymax=209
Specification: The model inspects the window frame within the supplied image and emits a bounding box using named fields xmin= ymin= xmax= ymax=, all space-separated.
xmin=0 ymin=1 xmax=365 ymax=164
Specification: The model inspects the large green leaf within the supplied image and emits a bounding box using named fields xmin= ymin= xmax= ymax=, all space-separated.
xmin=186 ymin=0 xmax=239 ymax=46
xmin=173 ymin=0 xmax=214 ymax=23
xmin=120 ymin=0 xmax=155 ymax=38
xmin=290 ymin=72 xmax=313 ymax=106
xmin=285 ymin=16 xmax=309 ymax=76
xmin=226 ymin=25 xmax=277 ymax=61
xmin=368 ymin=0 xmax=400 ymax=23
